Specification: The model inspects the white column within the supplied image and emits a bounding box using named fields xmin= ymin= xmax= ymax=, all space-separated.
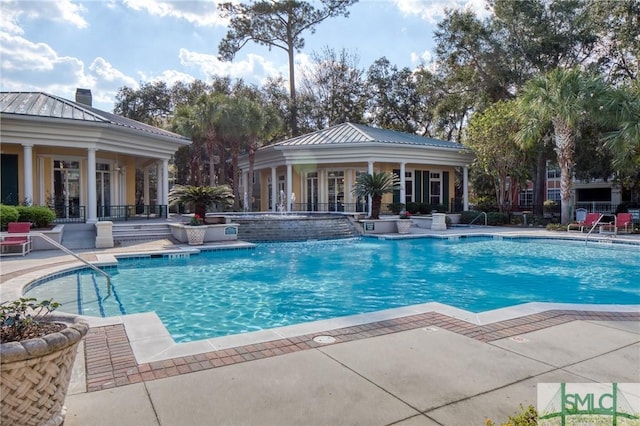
xmin=367 ymin=161 xmax=374 ymax=217
xmin=162 ymin=159 xmax=169 ymax=217
xmin=156 ymin=162 xmax=162 ymax=208
xmin=345 ymin=169 xmax=352 ymax=208
xmin=286 ymin=164 xmax=293 ymax=211
xmin=399 ymin=162 xmax=406 ymax=207
xmin=463 ymin=166 xmax=469 ymax=211
xmin=242 ymin=171 xmax=249 ymax=211
xmin=271 ymin=167 xmax=277 ymax=211
xmin=22 ymin=144 xmax=34 ymax=205
xmin=87 ymin=148 xmax=97 ymax=223
xmin=143 ymin=168 xmax=150 ymax=205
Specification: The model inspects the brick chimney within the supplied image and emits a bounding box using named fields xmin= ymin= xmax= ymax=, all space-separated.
xmin=75 ymin=88 xmax=92 ymax=107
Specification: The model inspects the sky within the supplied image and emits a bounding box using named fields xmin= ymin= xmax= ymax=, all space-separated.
xmin=0 ymin=0 xmax=491 ymax=112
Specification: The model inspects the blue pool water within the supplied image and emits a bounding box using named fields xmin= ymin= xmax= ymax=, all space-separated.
xmin=26 ymin=237 xmax=640 ymax=343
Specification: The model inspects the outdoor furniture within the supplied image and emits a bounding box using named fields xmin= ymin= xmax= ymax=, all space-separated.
xmin=0 ymin=222 xmax=32 ymax=256
xmin=601 ymin=212 xmax=633 ymax=235
xmin=567 ymin=209 xmax=596 ymax=232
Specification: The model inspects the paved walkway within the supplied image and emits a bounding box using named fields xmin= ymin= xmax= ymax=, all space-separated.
xmin=1 ymin=226 xmax=639 ymax=425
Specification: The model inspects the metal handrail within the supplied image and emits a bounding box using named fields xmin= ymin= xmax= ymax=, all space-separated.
xmin=2 ymin=232 xmax=111 ymax=286
xmin=469 ymin=212 xmax=487 ymax=226
xmin=584 ymin=214 xmax=606 ymax=245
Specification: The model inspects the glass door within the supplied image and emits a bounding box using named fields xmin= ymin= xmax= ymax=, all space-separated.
xmin=53 ymin=160 xmax=81 ymax=218
xmin=430 ymin=172 xmax=441 ymax=205
xmin=327 ymin=171 xmax=344 ymax=211
xmin=306 ymin=172 xmax=318 ymax=211
xmin=96 ymin=163 xmax=111 ymax=218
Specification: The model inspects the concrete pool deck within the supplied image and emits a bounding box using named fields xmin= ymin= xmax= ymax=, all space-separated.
xmin=1 ymin=226 xmax=639 ymax=424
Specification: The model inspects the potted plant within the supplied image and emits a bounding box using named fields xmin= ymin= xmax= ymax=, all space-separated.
xmin=168 ymin=184 xmax=234 ymax=245
xmin=396 ymin=211 xmax=412 ymax=234
xmin=185 ymin=213 xmax=206 ymax=245
xmin=352 ymin=172 xmax=399 ymax=220
xmin=1 ymin=297 xmax=89 ymax=426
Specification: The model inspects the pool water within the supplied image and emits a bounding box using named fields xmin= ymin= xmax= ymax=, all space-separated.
xmin=26 ymin=237 xmax=640 ymax=343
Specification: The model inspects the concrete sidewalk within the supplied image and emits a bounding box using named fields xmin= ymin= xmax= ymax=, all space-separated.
xmin=63 ymin=319 xmax=640 ymax=426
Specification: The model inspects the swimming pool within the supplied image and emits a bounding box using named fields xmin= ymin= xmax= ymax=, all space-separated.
xmin=26 ymin=237 xmax=640 ymax=343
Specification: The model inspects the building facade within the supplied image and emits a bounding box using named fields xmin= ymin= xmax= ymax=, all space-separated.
xmin=0 ymin=90 xmax=190 ymax=223
xmin=238 ymin=123 xmax=475 ymax=215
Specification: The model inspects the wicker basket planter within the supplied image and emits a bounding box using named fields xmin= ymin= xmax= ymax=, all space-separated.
xmin=396 ymin=219 xmax=411 ymax=234
xmin=185 ymin=226 xmax=206 ymax=245
xmin=1 ymin=314 xmax=89 ymax=426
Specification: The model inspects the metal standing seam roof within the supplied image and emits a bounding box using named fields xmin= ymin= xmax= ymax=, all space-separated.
xmin=271 ymin=122 xmax=468 ymax=150
xmin=0 ymin=92 xmax=189 ymax=142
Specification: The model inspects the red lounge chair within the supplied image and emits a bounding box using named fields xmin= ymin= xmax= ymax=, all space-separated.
xmin=568 ymin=212 xmax=601 ymax=232
xmin=0 ymin=222 xmax=32 ymax=256
xmin=615 ymin=212 xmax=633 ymax=234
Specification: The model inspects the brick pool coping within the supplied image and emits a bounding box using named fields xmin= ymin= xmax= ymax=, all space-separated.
xmin=84 ymin=309 xmax=640 ymax=392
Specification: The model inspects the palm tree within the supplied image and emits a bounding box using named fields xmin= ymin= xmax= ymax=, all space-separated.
xmin=168 ymin=184 xmax=234 ymax=219
xmin=602 ymin=80 xmax=640 ymax=172
xmin=352 ymin=172 xmax=399 ymax=220
xmin=516 ymin=68 xmax=607 ymax=224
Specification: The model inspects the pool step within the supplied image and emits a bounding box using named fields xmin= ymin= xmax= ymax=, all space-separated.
xmin=235 ymin=215 xmax=361 ymax=242
xmin=112 ymin=223 xmax=173 ymax=242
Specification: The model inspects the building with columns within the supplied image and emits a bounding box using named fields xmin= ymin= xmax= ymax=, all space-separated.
xmin=238 ymin=123 xmax=475 ymax=215
xmin=0 ymin=91 xmax=190 ymax=223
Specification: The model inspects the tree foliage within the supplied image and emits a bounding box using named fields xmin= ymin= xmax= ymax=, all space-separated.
xmin=465 ymin=100 xmax=529 ymax=213
xmin=516 ymin=68 xmax=608 ymax=223
xmin=218 ymin=0 xmax=357 ymax=136
xmin=352 ymin=172 xmax=399 ymax=220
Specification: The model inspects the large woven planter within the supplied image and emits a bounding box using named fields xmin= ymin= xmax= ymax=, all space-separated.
xmin=185 ymin=226 xmax=206 ymax=245
xmin=1 ymin=314 xmax=89 ymax=426
xmin=396 ymin=219 xmax=411 ymax=234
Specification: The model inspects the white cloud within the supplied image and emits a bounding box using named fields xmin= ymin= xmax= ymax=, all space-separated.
xmin=178 ymin=48 xmax=282 ymax=82
xmin=89 ymin=58 xmax=138 ymax=87
xmin=392 ymin=0 xmax=492 ymax=23
xmin=410 ymin=50 xmax=432 ymax=65
xmin=123 ymin=0 xmax=226 ymax=27
xmin=139 ymin=69 xmax=197 ymax=86
xmin=0 ymin=0 xmax=88 ymax=33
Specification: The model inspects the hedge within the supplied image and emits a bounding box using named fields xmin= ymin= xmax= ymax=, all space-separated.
xmin=16 ymin=205 xmax=56 ymax=228
xmin=0 ymin=205 xmax=19 ymax=230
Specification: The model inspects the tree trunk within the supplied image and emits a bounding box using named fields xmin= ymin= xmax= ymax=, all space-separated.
xmin=287 ymin=46 xmax=298 ymax=137
xmin=371 ymin=195 xmax=382 ymax=219
xmin=553 ymin=119 xmax=575 ymax=224
xmin=532 ymin=149 xmax=546 ymax=216
xmin=248 ymin=146 xmax=256 ymax=212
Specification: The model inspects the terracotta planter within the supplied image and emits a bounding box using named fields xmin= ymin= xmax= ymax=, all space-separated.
xmin=1 ymin=314 xmax=89 ymax=426
xmin=185 ymin=226 xmax=206 ymax=245
xmin=396 ymin=220 xmax=411 ymax=234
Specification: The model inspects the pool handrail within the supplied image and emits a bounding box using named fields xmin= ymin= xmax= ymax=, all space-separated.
xmin=1 ymin=231 xmax=112 ymax=286
xmin=469 ymin=211 xmax=487 ymax=226
xmin=584 ymin=214 xmax=606 ymax=245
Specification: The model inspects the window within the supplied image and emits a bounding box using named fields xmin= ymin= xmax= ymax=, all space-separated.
xmin=547 ymin=168 xmax=561 ymax=179
xmin=429 ymin=172 xmax=441 ymax=204
xmin=519 ymin=190 xmax=533 ymax=208
xmin=547 ymin=189 xmax=561 ymax=203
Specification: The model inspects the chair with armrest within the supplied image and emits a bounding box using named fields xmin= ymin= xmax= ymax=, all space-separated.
xmin=0 ymin=222 xmax=32 ymax=256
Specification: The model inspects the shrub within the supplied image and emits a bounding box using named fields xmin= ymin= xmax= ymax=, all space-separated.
xmin=460 ymin=210 xmax=482 ymax=224
xmin=418 ymin=203 xmax=431 ymax=214
xmin=546 ymin=223 xmax=566 ymax=232
xmin=387 ymin=202 xmax=405 ymax=214
xmin=0 ymin=297 xmax=61 ymax=343
xmin=405 ymin=202 xmax=419 ymax=214
xmin=16 ymin=205 xmax=56 ymax=228
xmin=486 ymin=212 xmax=508 ymax=226
xmin=485 ymin=404 xmax=537 ymax=426
xmin=430 ymin=203 xmax=449 ymax=213
xmin=0 ymin=204 xmax=19 ymax=230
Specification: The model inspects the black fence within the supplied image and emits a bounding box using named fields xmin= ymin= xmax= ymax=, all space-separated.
xmin=51 ymin=204 xmax=167 ymax=223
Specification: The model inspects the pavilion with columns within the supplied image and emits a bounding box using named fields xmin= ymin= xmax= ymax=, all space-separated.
xmin=238 ymin=123 xmax=475 ymax=215
xmin=0 ymin=90 xmax=190 ymax=223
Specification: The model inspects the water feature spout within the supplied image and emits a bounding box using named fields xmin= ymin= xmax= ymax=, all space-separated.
xmin=278 ymin=190 xmax=286 ymax=215
xmin=243 ymin=192 xmax=249 ymax=214
xmin=290 ymin=192 xmax=296 ymax=212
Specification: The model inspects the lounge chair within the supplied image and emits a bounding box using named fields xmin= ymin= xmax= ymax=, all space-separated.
xmin=604 ymin=213 xmax=633 ymax=234
xmin=567 ymin=208 xmax=588 ymax=232
xmin=0 ymin=222 xmax=32 ymax=256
